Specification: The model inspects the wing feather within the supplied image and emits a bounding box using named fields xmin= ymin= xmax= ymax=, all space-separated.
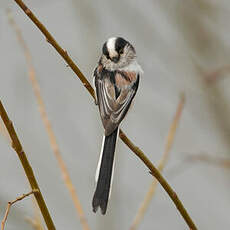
xmin=94 ymin=67 xmax=139 ymax=136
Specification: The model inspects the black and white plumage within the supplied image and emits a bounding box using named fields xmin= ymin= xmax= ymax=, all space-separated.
xmin=92 ymin=37 xmax=143 ymax=214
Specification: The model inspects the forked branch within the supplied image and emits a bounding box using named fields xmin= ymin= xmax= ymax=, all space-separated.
xmin=7 ymin=9 xmax=90 ymax=230
xmin=0 ymin=100 xmax=56 ymax=230
xmin=1 ymin=190 xmax=38 ymax=230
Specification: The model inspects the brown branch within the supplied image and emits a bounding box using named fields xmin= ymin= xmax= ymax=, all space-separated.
xmin=130 ymin=94 xmax=185 ymax=230
xmin=7 ymin=9 xmax=90 ymax=230
xmin=0 ymin=100 xmax=56 ymax=230
xmin=119 ymin=131 xmax=197 ymax=230
xmin=12 ymin=0 xmax=197 ymax=229
xmin=1 ymin=190 xmax=38 ymax=230
xmin=13 ymin=0 xmax=94 ymax=99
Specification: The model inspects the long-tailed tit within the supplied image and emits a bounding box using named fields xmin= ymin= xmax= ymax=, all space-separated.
xmin=92 ymin=37 xmax=143 ymax=214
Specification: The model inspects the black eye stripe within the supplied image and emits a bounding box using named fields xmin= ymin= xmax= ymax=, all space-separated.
xmin=102 ymin=37 xmax=135 ymax=61
xmin=102 ymin=42 xmax=109 ymax=58
xmin=115 ymin=37 xmax=128 ymax=53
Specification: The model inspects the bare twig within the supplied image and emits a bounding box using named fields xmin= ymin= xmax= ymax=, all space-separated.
xmin=13 ymin=0 xmax=94 ymax=99
xmin=0 ymin=100 xmax=55 ymax=230
xmin=1 ymin=190 xmax=38 ymax=230
xmin=130 ymin=94 xmax=185 ymax=230
xmin=12 ymin=1 xmax=197 ymax=229
xmin=119 ymin=130 xmax=197 ymax=230
xmin=7 ymin=9 xmax=90 ymax=230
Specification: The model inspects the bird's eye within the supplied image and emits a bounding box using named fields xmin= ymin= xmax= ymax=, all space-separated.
xmin=105 ymin=52 xmax=110 ymax=59
xmin=104 ymin=51 xmax=109 ymax=59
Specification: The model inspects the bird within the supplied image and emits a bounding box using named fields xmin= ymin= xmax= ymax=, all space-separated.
xmin=92 ymin=37 xmax=143 ymax=214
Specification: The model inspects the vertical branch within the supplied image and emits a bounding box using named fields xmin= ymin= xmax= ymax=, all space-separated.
xmin=7 ymin=9 xmax=90 ymax=230
xmin=0 ymin=100 xmax=56 ymax=230
xmin=130 ymin=94 xmax=185 ymax=230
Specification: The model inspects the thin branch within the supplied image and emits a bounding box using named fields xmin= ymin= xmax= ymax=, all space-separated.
xmin=12 ymin=1 xmax=198 ymax=229
xmin=1 ymin=190 xmax=38 ymax=230
xmin=119 ymin=130 xmax=197 ymax=230
xmin=7 ymin=9 xmax=90 ymax=230
xmin=0 ymin=100 xmax=56 ymax=230
xmin=13 ymin=0 xmax=94 ymax=99
xmin=130 ymin=94 xmax=185 ymax=230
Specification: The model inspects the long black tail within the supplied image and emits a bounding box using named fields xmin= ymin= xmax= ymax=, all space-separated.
xmin=92 ymin=127 xmax=118 ymax=214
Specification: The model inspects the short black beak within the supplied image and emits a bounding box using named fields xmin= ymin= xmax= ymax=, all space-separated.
xmin=111 ymin=56 xmax=119 ymax=63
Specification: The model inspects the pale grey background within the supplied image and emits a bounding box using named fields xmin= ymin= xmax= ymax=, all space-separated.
xmin=0 ymin=0 xmax=230 ymax=229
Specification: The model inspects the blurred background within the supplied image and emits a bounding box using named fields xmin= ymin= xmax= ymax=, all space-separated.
xmin=0 ymin=0 xmax=230 ymax=229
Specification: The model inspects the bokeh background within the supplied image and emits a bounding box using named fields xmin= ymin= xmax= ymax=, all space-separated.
xmin=1 ymin=0 xmax=230 ymax=229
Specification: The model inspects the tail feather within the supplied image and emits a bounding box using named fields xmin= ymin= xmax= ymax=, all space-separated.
xmin=92 ymin=127 xmax=118 ymax=214
xmin=95 ymin=135 xmax=105 ymax=183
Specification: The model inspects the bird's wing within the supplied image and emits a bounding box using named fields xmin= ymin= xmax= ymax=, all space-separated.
xmin=94 ymin=67 xmax=139 ymax=136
